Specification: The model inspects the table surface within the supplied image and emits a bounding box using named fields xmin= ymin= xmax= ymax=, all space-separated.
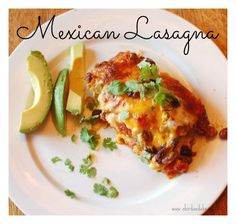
xmin=9 ymin=8 xmax=227 ymax=215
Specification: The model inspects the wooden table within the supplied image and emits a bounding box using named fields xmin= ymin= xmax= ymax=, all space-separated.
xmin=9 ymin=9 xmax=227 ymax=215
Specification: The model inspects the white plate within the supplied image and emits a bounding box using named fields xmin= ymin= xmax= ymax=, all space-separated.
xmin=9 ymin=9 xmax=227 ymax=215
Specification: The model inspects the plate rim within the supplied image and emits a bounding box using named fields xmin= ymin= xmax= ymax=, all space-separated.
xmin=9 ymin=9 xmax=227 ymax=215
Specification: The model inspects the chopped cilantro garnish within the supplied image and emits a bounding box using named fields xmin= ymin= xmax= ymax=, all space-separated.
xmin=156 ymin=77 xmax=161 ymax=85
xmin=102 ymin=177 xmax=111 ymax=185
xmin=93 ymin=181 xmax=119 ymax=198
xmin=82 ymin=154 xmax=93 ymax=166
xmin=125 ymin=80 xmax=145 ymax=99
xmin=107 ymin=186 xmax=119 ymax=198
xmin=143 ymin=80 xmax=158 ymax=90
xmin=71 ymin=134 xmax=77 ymax=143
xmin=79 ymin=154 xmax=97 ymax=178
xmin=138 ymin=60 xmax=159 ymax=81
xmin=64 ymin=189 xmax=76 ymax=199
xmin=107 ymin=80 xmax=128 ymax=96
xmin=153 ymin=87 xmax=180 ymax=108
xmin=93 ymin=183 xmax=109 ymax=196
xmin=103 ymin=137 xmax=118 ymax=151
xmin=87 ymin=167 xmax=97 ymax=178
xmin=51 ymin=156 xmax=62 ymax=164
xmin=79 ymin=164 xmax=89 ymax=174
xmin=107 ymin=78 xmax=161 ymax=100
xmin=80 ymin=127 xmax=100 ymax=150
xmin=64 ymin=159 xmax=75 ymax=172
xmin=140 ymin=152 xmax=152 ymax=164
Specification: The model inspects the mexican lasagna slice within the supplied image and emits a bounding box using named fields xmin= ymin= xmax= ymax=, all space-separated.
xmin=87 ymin=51 xmax=216 ymax=178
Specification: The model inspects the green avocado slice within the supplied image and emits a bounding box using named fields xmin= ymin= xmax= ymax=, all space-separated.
xmin=53 ymin=68 xmax=69 ymax=136
xmin=19 ymin=51 xmax=53 ymax=133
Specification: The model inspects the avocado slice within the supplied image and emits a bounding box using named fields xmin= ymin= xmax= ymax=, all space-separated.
xmin=66 ymin=42 xmax=85 ymax=115
xmin=19 ymin=51 xmax=53 ymax=133
xmin=53 ymin=68 xmax=69 ymax=136
xmin=66 ymin=89 xmax=81 ymax=115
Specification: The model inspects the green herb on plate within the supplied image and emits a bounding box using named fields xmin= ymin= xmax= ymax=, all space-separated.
xmin=64 ymin=189 xmax=76 ymax=199
xmin=51 ymin=156 xmax=62 ymax=164
xmin=107 ymin=186 xmax=119 ymax=198
xmin=93 ymin=183 xmax=109 ymax=196
xmin=138 ymin=60 xmax=159 ymax=81
xmin=103 ymin=137 xmax=118 ymax=151
xmin=79 ymin=154 xmax=97 ymax=178
xmin=125 ymin=80 xmax=145 ymax=99
xmin=102 ymin=177 xmax=111 ymax=185
xmin=93 ymin=178 xmax=119 ymax=198
xmin=80 ymin=127 xmax=100 ymax=150
xmin=107 ymin=80 xmax=128 ymax=96
xmin=64 ymin=158 xmax=75 ymax=172
xmin=153 ymin=87 xmax=180 ymax=108
xmin=87 ymin=167 xmax=97 ymax=178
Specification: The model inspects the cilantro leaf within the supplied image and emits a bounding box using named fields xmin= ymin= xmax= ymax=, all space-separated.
xmin=93 ymin=182 xmax=119 ymax=198
xmin=79 ymin=164 xmax=88 ymax=174
xmin=102 ymin=177 xmax=111 ymax=185
xmin=138 ymin=60 xmax=159 ymax=81
xmin=137 ymin=60 xmax=151 ymax=69
xmin=108 ymin=186 xmax=119 ymax=198
xmin=107 ymin=80 xmax=128 ymax=96
xmin=153 ymin=87 xmax=180 ymax=108
xmin=64 ymin=189 xmax=76 ymax=199
xmin=64 ymin=159 xmax=75 ymax=172
xmin=93 ymin=183 xmax=109 ymax=196
xmin=80 ymin=127 xmax=100 ymax=150
xmin=79 ymin=154 xmax=96 ymax=178
xmin=125 ymin=80 xmax=144 ymax=93
xmin=51 ymin=156 xmax=62 ymax=164
xmin=87 ymin=167 xmax=97 ymax=178
xmin=103 ymin=138 xmax=118 ymax=151
xmin=82 ymin=154 xmax=93 ymax=166
xmin=125 ymin=80 xmax=145 ymax=99
xmin=143 ymin=81 xmax=158 ymax=90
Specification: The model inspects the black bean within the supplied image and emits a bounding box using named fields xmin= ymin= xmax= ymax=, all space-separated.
xmin=92 ymin=109 xmax=102 ymax=116
xmin=180 ymin=146 xmax=192 ymax=157
xmin=170 ymin=97 xmax=180 ymax=108
xmin=144 ymin=146 xmax=158 ymax=154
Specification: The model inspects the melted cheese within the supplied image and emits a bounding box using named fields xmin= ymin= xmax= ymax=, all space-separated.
xmin=98 ymin=84 xmax=196 ymax=151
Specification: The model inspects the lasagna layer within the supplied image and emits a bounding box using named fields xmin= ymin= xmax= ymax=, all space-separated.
xmin=87 ymin=52 xmax=216 ymax=178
